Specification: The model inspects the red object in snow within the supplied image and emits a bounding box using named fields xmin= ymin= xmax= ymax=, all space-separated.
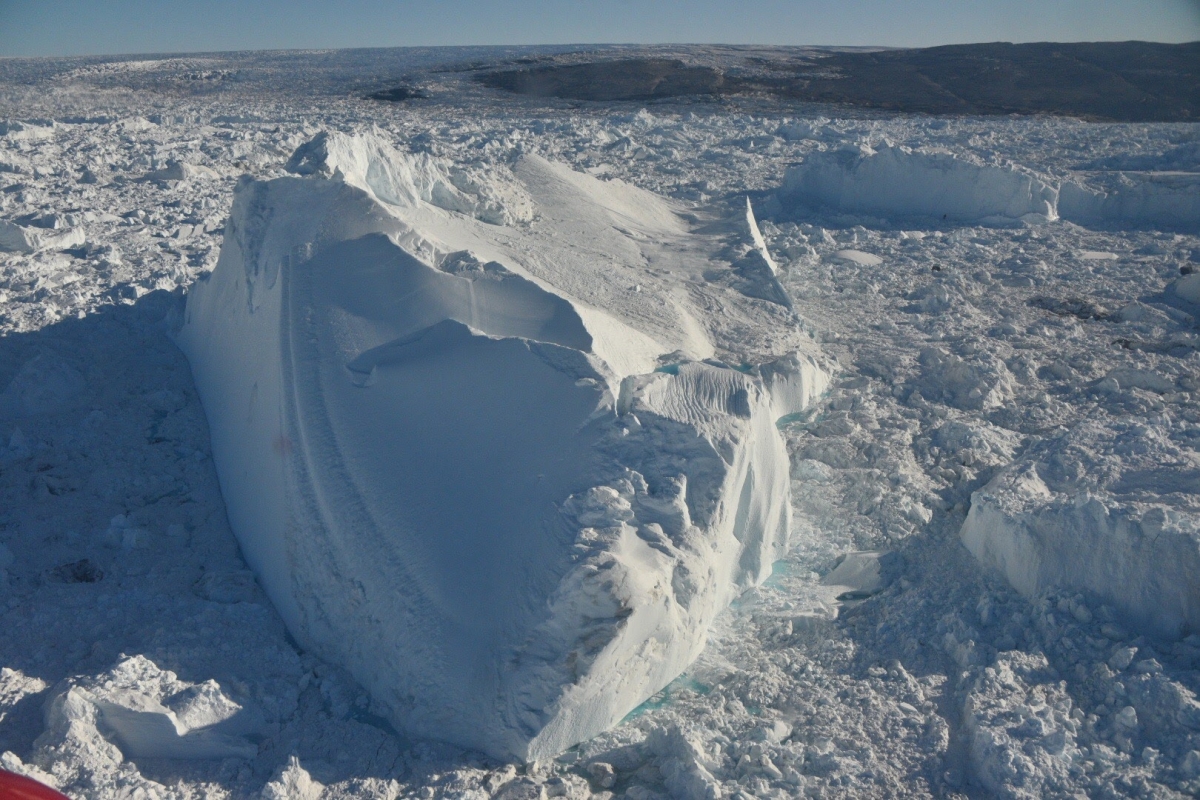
xmin=0 ymin=770 xmax=70 ymax=800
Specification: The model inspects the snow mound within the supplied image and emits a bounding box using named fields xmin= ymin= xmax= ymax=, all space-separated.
xmin=0 ymin=220 xmax=85 ymax=254
xmin=142 ymin=160 xmax=219 ymax=182
xmin=1174 ymin=272 xmax=1200 ymax=305
xmin=961 ymin=420 xmax=1200 ymax=638
xmin=830 ymin=249 xmax=882 ymax=266
xmin=779 ymin=142 xmax=1058 ymax=225
xmin=180 ymin=130 xmax=828 ymax=760
xmin=0 ymin=656 xmax=258 ymax=800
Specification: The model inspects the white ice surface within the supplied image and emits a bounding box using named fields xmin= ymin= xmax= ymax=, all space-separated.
xmin=179 ymin=130 xmax=827 ymax=760
xmin=780 ymin=140 xmax=1200 ymax=232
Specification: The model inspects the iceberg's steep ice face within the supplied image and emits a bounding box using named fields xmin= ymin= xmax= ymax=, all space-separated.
xmin=1059 ymin=172 xmax=1200 ymax=232
xmin=777 ymin=141 xmax=1200 ymax=232
xmin=961 ymin=420 xmax=1200 ymax=639
xmin=179 ymin=131 xmax=827 ymax=760
xmin=780 ymin=142 xmax=1059 ymax=225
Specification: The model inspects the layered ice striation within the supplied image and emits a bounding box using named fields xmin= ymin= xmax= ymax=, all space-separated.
xmin=961 ymin=419 xmax=1200 ymax=639
xmin=179 ymin=131 xmax=828 ymax=760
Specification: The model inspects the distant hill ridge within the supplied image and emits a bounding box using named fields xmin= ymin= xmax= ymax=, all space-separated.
xmin=477 ymin=41 xmax=1200 ymax=122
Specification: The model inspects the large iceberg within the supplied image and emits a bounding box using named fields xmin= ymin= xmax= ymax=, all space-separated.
xmin=178 ymin=131 xmax=828 ymax=760
xmin=1059 ymin=172 xmax=1200 ymax=232
xmin=777 ymin=141 xmax=1200 ymax=232
xmin=779 ymin=142 xmax=1059 ymax=225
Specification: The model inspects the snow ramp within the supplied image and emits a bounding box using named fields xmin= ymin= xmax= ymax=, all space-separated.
xmin=178 ymin=131 xmax=828 ymax=760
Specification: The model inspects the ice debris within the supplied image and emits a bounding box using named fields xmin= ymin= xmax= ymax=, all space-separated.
xmin=39 ymin=655 xmax=259 ymax=761
xmin=179 ymin=130 xmax=828 ymax=760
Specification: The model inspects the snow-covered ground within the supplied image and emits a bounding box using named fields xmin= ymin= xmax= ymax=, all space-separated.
xmin=0 ymin=47 xmax=1198 ymax=799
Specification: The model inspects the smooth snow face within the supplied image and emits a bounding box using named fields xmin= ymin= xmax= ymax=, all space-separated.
xmin=179 ymin=131 xmax=827 ymax=760
xmin=961 ymin=420 xmax=1200 ymax=638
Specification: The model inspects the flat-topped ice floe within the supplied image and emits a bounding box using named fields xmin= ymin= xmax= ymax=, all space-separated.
xmin=179 ymin=131 xmax=829 ymax=760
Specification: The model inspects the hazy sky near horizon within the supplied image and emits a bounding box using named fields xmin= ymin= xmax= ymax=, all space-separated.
xmin=1 ymin=0 xmax=1197 ymax=58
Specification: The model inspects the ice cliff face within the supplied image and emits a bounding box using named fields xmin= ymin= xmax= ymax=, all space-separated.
xmin=178 ymin=131 xmax=828 ymax=760
xmin=780 ymin=141 xmax=1200 ymax=232
xmin=780 ymin=142 xmax=1060 ymax=225
xmin=961 ymin=419 xmax=1200 ymax=639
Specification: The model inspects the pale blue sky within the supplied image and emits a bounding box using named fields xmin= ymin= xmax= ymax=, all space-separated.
xmin=1 ymin=0 xmax=1197 ymax=58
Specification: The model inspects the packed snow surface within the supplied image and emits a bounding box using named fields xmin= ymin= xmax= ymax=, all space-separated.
xmin=179 ymin=130 xmax=828 ymax=760
xmin=1 ymin=45 xmax=1199 ymax=800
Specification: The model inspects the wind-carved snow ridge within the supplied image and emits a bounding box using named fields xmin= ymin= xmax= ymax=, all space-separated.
xmin=179 ymin=130 xmax=829 ymax=761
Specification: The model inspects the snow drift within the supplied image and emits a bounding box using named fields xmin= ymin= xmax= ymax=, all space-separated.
xmin=179 ymin=131 xmax=827 ymax=760
xmin=961 ymin=420 xmax=1200 ymax=638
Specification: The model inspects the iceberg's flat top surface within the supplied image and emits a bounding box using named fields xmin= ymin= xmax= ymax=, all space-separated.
xmin=0 ymin=44 xmax=1197 ymax=800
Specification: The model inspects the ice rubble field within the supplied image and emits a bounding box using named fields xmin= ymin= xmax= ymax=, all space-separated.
xmin=0 ymin=46 xmax=1196 ymax=799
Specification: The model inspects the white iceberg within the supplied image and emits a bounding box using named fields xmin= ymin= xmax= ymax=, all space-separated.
xmin=1059 ymin=172 xmax=1200 ymax=231
xmin=776 ymin=141 xmax=1200 ymax=232
xmin=779 ymin=142 xmax=1059 ymax=224
xmin=960 ymin=420 xmax=1200 ymax=639
xmin=179 ymin=131 xmax=828 ymax=760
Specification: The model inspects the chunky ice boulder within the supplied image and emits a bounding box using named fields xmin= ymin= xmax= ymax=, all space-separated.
xmin=779 ymin=142 xmax=1058 ymax=224
xmin=961 ymin=420 xmax=1200 ymax=638
xmin=38 ymin=656 xmax=257 ymax=764
xmin=179 ymin=131 xmax=828 ymax=760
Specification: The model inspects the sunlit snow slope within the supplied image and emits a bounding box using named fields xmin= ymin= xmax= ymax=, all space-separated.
xmin=178 ymin=131 xmax=828 ymax=760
